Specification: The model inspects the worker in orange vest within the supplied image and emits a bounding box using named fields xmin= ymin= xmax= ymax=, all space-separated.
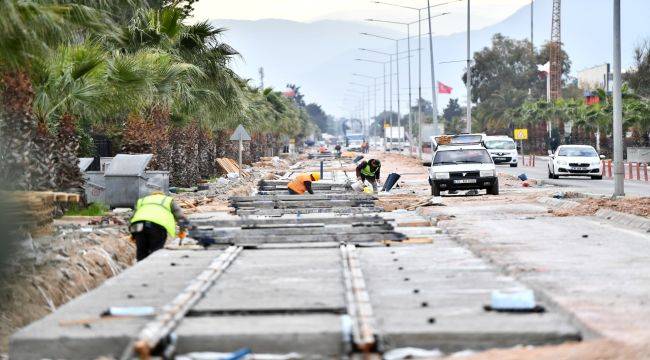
xmin=287 ymin=172 xmax=321 ymax=195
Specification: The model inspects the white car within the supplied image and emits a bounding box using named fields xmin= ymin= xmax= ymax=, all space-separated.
xmin=484 ymin=136 xmax=518 ymax=167
xmin=548 ymin=145 xmax=604 ymax=180
xmin=428 ymin=144 xmax=499 ymax=196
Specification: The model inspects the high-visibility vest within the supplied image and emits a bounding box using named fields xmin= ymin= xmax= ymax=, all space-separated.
xmin=130 ymin=194 xmax=176 ymax=238
xmin=360 ymin=163 xmax=379 ymax=177
xmin=287 ymin=173 xmax=312 ymax=194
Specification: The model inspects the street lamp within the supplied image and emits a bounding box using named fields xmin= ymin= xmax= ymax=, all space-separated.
xmin=371 ymin=1 xmax=458 ymax=156
xmin=612 ymin=0 xmax=624 ymax=196
xmin=353 ymin=73 xmax=383 ymax=140
xmin=367 ymin=13 xmax=449 ymax=156
xmin=350 ymin=82 xmax=373 ymax=136
xmin=360 ymin=32 xmax=405 ymax=152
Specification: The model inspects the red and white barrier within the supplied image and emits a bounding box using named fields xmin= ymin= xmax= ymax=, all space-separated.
xmin=520 ymin=155 xmax=536 ymax=167
xmin=602 ymin=160 xmax=649 ymax=181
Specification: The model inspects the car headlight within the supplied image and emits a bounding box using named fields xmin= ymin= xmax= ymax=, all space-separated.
xmin=480 ymin=170 xmax=495 ymax=177
xmin=557 ymin=160 xmax=567 ymax=166
xmin=435 ymin=172 xmax=450 ymax=179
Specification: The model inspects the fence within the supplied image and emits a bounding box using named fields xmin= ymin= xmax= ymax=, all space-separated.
xmin=601 ymin=160 xmax=649 ymax=181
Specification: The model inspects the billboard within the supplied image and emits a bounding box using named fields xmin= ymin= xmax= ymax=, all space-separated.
xmin=577 ymin=63 xmax=611 ymax=92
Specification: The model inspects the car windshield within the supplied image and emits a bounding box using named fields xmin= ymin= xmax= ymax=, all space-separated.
xmin=558 ymin=147 xmax=598 ymax=157
xmin=433 ymin=149 xmax=493 ymax=165
xmin=485 ymin=140 xmax=516 ymax=150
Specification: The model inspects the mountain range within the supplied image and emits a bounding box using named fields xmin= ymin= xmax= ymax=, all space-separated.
xmin=210 ymin=0 xmax=650 ymax=117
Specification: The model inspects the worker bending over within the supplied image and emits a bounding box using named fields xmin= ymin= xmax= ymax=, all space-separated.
xmin=356 ymin=159 xmax=382 ymax=193
xmin=287 ymin=172 xmax=321 ymax=195
xmin=129 ymin=191 xmax=188 ymax=261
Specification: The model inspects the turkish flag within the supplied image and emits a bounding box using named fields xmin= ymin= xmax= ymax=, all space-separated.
xmin=437 ymin=82 xmax=452 ymax=94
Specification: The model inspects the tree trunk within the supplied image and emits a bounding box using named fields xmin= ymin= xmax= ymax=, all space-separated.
xmin=0 ymin=70 xmax=36 ymax=190
xmin=56 ymin=114 xmax=84 ymax=191
xmin=32 ymin=121 xmax=58 ymax=190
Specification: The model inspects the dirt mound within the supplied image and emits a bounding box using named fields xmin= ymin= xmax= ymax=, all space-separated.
xmin=0 ymin=224 xmax=133 ymax=352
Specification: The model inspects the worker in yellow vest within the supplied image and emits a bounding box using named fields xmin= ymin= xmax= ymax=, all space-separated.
xmin=129 ymin=191 xmax=188 ymax=261
xmin=287 ymin=172 xmax=321 ymax=195
xmin=356 ymin=159 xmax=381 ymax=193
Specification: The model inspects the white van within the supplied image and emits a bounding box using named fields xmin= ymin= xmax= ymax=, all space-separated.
xmin=484 ymin=136 xmax=518 ymax=167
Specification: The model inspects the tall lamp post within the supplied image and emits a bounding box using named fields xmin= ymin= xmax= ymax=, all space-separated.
xmin=612 ymin=0 xmax=624 ymax=196
xmin=372 ymin=0 xmax=458 ymax=155
xmin=355 ymin=59 xmax=388 ymax=148
xmin=353 ymin=73 xmax=382 ymax=141
xmin=361 ymin=32 xmax=405 ymax=151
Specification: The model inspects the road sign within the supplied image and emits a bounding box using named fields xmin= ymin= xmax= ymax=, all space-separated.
xmin=230 ymin=124 xmax=251 ymax=141
xmin=514 ymin=128 xmax=528 ymax=140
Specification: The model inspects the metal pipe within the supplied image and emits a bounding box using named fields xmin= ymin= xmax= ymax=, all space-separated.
xmin=612 ymin=0 xmax=624 ymax=196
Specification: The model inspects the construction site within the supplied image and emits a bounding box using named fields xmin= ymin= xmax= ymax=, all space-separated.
xmin=1 ymin=146 xmax=649 ymax=360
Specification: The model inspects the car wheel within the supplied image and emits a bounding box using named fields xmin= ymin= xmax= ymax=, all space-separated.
xmin=591 ymin=175 xmax=603 ymax=180
xmin=510 ymin=163 xmax=518 ymax=168
xmin=548 ymin=168 xmax=554 ymax=179
xmin=431 ymin=183 xmax=441 ymax=196
xmin=488 ymin=180 xmax=499 ymax=195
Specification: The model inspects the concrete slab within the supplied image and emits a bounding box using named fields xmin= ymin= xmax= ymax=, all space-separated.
xmin=175 ymin=315 xmax=346 ymax=356
xmin=193 ymin=248 xmax=345 ymax=313
xmin=10 ymin=250 xmax=222 ymax=360
xmin=359 ymin=242 xmax=581 ymax=352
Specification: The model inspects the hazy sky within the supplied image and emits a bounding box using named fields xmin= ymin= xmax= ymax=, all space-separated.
xmin=191 ymin=0 xmax=533 ymax=34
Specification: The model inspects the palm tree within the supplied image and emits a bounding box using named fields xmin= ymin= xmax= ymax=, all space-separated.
xmin=0 ymin=0 xmax=112 ymax=190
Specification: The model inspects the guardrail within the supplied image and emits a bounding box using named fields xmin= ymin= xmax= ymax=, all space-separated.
xmin=601 ymin=160 xmax=649 ymax=181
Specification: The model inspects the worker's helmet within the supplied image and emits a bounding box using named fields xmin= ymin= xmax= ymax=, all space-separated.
xmin=310 ymin=172 xmax=321 ymax=181
xmin=150 ymin=191 xmax=165 ymax=195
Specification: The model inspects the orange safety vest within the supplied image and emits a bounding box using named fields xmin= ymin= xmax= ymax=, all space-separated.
xmin=287 ymin=173 xmax=313 ymax=194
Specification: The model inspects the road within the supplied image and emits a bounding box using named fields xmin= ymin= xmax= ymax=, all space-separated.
xmin=497 ymin=157 xmax=650 ymax=197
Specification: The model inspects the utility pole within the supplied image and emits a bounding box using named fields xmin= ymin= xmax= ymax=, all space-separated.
xmin=396 ymin=41 xmax=402 ymax=151
xmin=530 ymin=0 xmax=534 ymax=52
xmin=466 ymin=0 xmax=472 ymax=133
xmin=407 ymin=25 xmax=413 ymax=155
xmin=612 ymin=0 xmax=624 ymax=196
xmin=418 ymin=9 xmax=423 ymax=158
xmin=427 ymin=0 xmax=440 ymax=136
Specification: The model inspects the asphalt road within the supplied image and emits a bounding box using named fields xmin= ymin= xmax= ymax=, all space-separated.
xmin=497 ymin=157 xmax=650 ymax=197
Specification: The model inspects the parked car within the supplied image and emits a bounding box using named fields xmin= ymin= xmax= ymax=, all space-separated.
xmin=428 ymin=142 xmax=499 ymax=196
xmin=548 ymin=145 xmax=604 ymax=180
xmin=484 ymin=136 xmax=518 ymax=167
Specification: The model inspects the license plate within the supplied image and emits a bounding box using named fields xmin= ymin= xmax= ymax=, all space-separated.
xmin=454 ymin=179 xmax=476 ymax=184
xmin=495 ymin=157 xmax=507 ymax=161
xmin=570 ymin=167 xmax=585 ymax=171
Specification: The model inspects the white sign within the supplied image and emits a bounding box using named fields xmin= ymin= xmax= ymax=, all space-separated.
xmin=230 ymin=124 xmax=251 ymax=141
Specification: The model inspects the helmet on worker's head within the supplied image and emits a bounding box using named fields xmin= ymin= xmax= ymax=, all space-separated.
xmin=310 ymin=172 xmax=321 ymax=181
xmin=150 ymin=191 xmax=165 ymax=195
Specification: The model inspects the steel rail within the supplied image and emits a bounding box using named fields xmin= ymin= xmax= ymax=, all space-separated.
xmin=340 ymin=244 xmax=378 ymax=352
xmin=122 ymin=246 xmax=243 ymax=359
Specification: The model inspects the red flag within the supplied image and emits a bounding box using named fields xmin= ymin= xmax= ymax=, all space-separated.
xmin=437 ymin=82 xmax=452 ymax=94
xmin=282 ymin=89 xmax=296 ymax=97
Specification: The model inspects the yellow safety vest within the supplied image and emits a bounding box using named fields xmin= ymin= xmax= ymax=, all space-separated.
xmin=130 ymin=194 xmax=176 ymax=238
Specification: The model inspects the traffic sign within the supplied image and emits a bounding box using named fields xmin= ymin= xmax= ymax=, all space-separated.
xmin=230 ymin=124 xmax=251 ymax=141
xmin=514 ymin=128 xmax=528 ymax=140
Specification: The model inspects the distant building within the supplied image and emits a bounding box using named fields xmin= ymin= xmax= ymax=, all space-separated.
xmin=577 ymin=63 xmax=612 ymax=93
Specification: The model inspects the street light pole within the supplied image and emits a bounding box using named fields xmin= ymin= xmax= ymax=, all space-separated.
xmin=466 ymin=0 xmax=472 ymax=133
xmin=612 ymin=0 xmax=624 ymax=196
xmin=418 ymin=9 xmax=423 ymax=158
xmin=427 ymin=0 xmax=440 ymax=136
